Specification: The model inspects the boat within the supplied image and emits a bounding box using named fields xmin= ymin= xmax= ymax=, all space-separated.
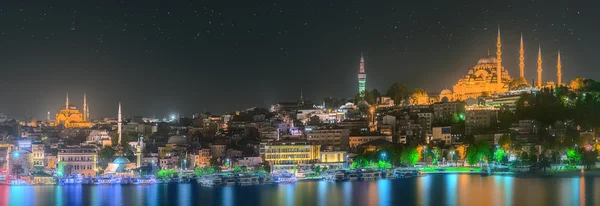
xmin=394 ymin=169 xmax=414 ymax=178
xmin=10 ymin=179 xmax=31 ymax=186
xmin=261 ymin=175 xmax=274 ymax=184
xmin=345 ymin=171 xmax=359 ymax=181
xmin=223 ymin=177 xmax=236 ymax=186
xmin=357 ymin=169 xmax=379 ymax=181
xmin=200 ymin=175 xmax=223 ymax=187
xmin=236 ymin=175 xmax=256 ymax=186
xmin=273 ymin=171 xmax=297 ymax=184
xmin=383 ymin=169 xmax=395 ymax=179
xmin=179 ymin=176 xmax=191 ymax=183
xmin=138 ymin=176 xmax=157 ymax=185
xmin=324 ymin=170 xmax=346 ymax=182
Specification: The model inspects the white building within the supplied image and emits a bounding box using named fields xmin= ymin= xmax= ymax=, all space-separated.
xmin=305 ymin=128 xmax=350 ymax=151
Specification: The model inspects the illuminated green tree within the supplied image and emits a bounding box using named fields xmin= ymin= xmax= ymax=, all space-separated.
xmin=401 ymin=147 xmax=419 ymax=166
xmin=566 ymin=149 xmax=582 ymax=165
xmin=493 ymin=149 xmax=505 ymax=163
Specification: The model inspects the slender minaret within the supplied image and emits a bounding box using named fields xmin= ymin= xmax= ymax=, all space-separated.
xmin=557 ymin=50 xmax=562 ymax=86
xmin=65 ymin=93 xmax=69 ymax=110
xmin=118 ymin=102 xmax=122 ymax=146
xmin=83 ymin=93 xmax=87 ymax=122
xmin=537 ymin=45 xmax=543 ymax=88
xmin=358 ymin=53 xmax=366 ymax=97
xmin=300 ymin=88 xmax=304 ymax=105
xmin=519 ymin=33 xmax=525 ymax=79
xmin=47 ymin=111 xmax=50 ymax=120
xmin=136 ymin=137 xmax=142 ymax=168
xmin=496 ymin=26 xmax=503 ymax=86
xmin=86 ymin=104 xmax=89 ymax=121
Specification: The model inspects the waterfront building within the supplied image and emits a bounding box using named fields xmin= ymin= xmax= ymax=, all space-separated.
xmin=31 ymin=143 xmax=45 ymax=170
xmin=236 ymin=156 xmax=262 ymax=168
xmin=57 ymin=146 xmax=98 ymax=177
xmin=319 ymin=151 xmax=347 ymax=169
xmin=262 ymin=140 xmax=320 ymax=172
xmin=192 ymin=148 xmax=210 ymax=168
xmin=53 ymin=94 xmax=91 ymax=128
xmin=349 ymin=133 xmax=392 ymax=148
xmin=465 ymin=105 xmax=499 ymax=135
xmin=305 ymin=127 xmax=350 ymax=151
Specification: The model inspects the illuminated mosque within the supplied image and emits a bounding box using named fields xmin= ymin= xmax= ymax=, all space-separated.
xmin=53 ymin=93 xmax=91 ymax=128
xmin=441 ymin=26 xmax=564 ymax=101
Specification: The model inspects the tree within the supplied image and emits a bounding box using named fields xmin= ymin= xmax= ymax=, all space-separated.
xmin=456 ymin=145 xmax=467 ymax=160
xmin=314 ymin=165 xmax=321 ymax=175
xmin=494 ymin=149 xmax=506 ymax=163
xmin=233 ymin=166 xmax=241 ymax=172
xmin=498 ymin=135 xmax=512 ymax=152
xmin=415 ymin=145 xmax=424 ymax=161
xmin=430 ymin=148 xmax=441 ymax=165
xmin=519 ymin=152 xmax=530 ymax=163
xmin=566 ymin=149 xmax=582 ymax=165
xmin=401 ymin=147 xmax=419 ymax=166
xmin=377 ymin=160 xmax=392 ymax=169
xmin=410 ymin=88 xmax=429 ymax=105
xmin=99 ymin=146 xmax=116 ymax=168
xmin=371 ymin=89 xmax=382 ymax=103
xmin=386 ymin=82 xmax=409 ymax=105
xmin=195 ymin=166 xmax=215 ymax=177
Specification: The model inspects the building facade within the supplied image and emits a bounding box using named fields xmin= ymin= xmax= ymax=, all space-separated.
xmin=57 ymin=146 xmax=98 ymax=177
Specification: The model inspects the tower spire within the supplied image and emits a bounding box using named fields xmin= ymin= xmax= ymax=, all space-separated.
xmin=300 ymin=88 xmax=304 ymax=104
xmin=358 ymin=53 xmax=367 ymax=97
xmin=118 ymin=102 xmax=122 ymax=146
xmin=66 ymin=93 xmax=69 ymax=110
xmin=557 ymin=50 xmax=562 ymax=86
xmin=537 ymin=45 xmax=543 ymax=88
xmin=519 ymin=33 xmax=525 ymax=79
xmin=496 ymin=25 xmax=502 ymax=86
xmin=83 ymin=93 xmax=87 ymax=122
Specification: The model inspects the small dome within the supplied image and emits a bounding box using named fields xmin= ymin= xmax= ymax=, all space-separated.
xmin=113 ymin=157 xmax=130 ymax=164
xmin=477 ymin=56 xmax=497 ymax=64
xmin=440 ymin=89 xmax=453 ymax=95
xmin=167 ymin=135 xmax=188 ymax=145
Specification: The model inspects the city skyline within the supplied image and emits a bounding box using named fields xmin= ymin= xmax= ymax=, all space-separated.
xmin=0 ymin=1 xmax=598 ymax=119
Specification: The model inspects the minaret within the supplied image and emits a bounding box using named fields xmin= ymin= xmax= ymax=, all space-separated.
xmin=83 ymin=93 xmax=87 ymax=122
xmin=358 ymin=53 xmax=367 ymax=97
xmin=557 ymin=50 xmax=562 ymax=86
xmin=118 ymin=102 xmax=122 ymax=146
xmin=519 ymin=33 xmax=525 ymax=79
xmin=65 ymin=93 xmax=69 ymax=110
xmin=537 ymin=45 xmax=543 ymax=88
xmin=300 ymin=88 xmax=304 ymax=105
xmin=496 ymin=25 xmax=502 ymax=86
xmin=136 ymin=137 xmax=142 ymax=168
xmin=47 ymin=111 xmax=50 ymax=120
xmin=86 ymin=104 xmax=89 ymax=121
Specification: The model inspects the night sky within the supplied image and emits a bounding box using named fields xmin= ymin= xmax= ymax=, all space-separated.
xmin=0 ymin=1 xmax=598 ymax=120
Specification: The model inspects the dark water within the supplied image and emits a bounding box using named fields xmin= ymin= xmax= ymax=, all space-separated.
xmin=1 ymin=174 xmax=599 ymax=206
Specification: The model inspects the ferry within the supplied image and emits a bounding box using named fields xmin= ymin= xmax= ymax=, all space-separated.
xmin=138 ymin=176 xmax=157 ymax=185
xmin=236 ymin=175 xmax=259 ymax=186
xmin=357 ymin=169 xmax=380 ymax=181
xmin=345 ymin=171 xmax=359 ymax=181
xmin=324 ymin=170 xmax=346 ymax=182
xmin=260 ymin=175 xmax=274 ymax=184
xmin=273 ymin=171 xmax=297 ymax=184
xmin=223 ymin=177 xmax=236 ymax=186
xmin=383 ymin=169 xmax=395 ymax=179
xmin=199 ymin=175 xmax=223 ymax=187
xmin=10 ymin=179 xmax=31 ymax=186
xmin=394 ymin=169 xmax=413 ymax=178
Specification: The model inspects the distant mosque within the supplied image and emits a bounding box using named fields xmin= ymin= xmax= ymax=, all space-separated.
xmin=442 ymin=26 xmax=564 ymax=101
xmin=53 ymin=93 xmax=91 ymax=128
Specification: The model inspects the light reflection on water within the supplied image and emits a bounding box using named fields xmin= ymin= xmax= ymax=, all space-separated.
xmin=1 ymin=175 xmax=599 ymax=206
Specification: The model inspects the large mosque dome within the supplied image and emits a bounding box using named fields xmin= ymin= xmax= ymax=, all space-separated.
xmin=477 ymin=56 xmax=497 ymax=64
xmin=113 ymin=157 xmax=131 ymax=164
xmin=167 ymin=135 xmax=188 ymax=145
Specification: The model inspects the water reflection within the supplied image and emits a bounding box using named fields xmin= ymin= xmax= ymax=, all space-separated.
xmin=1 ymin=175 xmax=599 ymax=206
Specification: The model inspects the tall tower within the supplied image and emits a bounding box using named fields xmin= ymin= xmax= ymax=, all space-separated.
xmin=557 ymin=50 xmax=562 ymax=86
xmin=65 ymin=93 xmax=69 ymax=110
xmin=496 ymin=26 xmax=502 ymax=86
xmin=86 ymin=104 xmax=89 ymax=121
xmin=83 ymin=93 xmax=87 ymax=122
xmin=519 ymin=33 xmax=525 ymax=79
xmin=136 ymin=137 xmax=142 ymax=168
xmin=47 ymin=111 xmax=50 ymax=120
xmin=118 ymin=102 xmax=122 ymax=146
xmin=358 ymin=53 xmax=367 ymax=97
xmin=537 ymin=45 xmax=543 ymax=88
